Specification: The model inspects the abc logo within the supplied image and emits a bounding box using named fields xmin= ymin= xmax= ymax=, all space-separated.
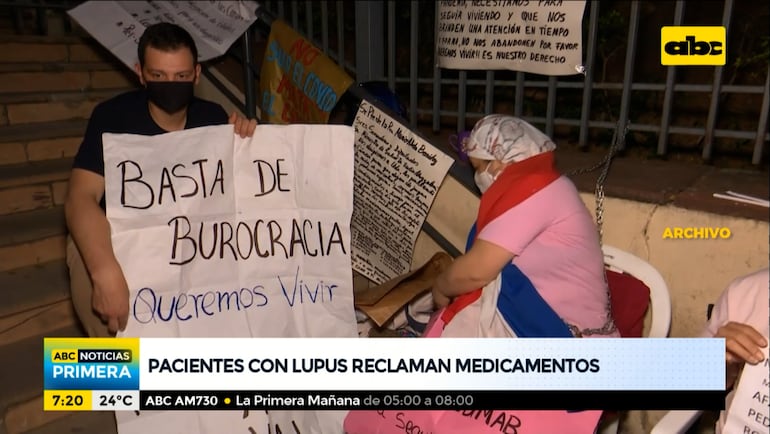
xmin=665 ymin=36 xmax=722 ymax=56
xmin=661 ymin=26 xmax=726 ymax=66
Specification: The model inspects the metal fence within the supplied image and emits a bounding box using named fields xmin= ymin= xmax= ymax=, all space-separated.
xmin=258 ymin=0 xmax=769 ymax=166
xmin=4 ymin=0 xmax=766 ymax=165
xmin=0 ymin=0 xmax=76 ymax=33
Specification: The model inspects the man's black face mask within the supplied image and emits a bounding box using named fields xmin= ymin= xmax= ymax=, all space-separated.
xmin=145 ymin=81 xmax=194 ymax=114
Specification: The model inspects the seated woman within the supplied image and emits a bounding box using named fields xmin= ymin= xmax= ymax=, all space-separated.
xmin=431 ymin=114 xmax=618 ymax=339
xmin=345 ymin=115 xmax=611 ymax=434
xmin=703 ymin=267 xmax=768 ymax=434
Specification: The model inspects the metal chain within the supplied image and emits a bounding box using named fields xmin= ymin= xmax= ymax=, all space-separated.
xmin=566 ymin=120 xmax=629 ymax=337
xmin=567 ymin=120 xmax=629 ymax=245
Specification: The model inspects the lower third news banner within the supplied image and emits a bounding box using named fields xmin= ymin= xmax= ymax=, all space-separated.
xmin=44 ymin=338 xmax=726 ymax=412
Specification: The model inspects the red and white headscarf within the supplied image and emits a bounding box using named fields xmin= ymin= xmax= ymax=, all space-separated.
xmin=464 ymin=114 xmax=556 ymax=163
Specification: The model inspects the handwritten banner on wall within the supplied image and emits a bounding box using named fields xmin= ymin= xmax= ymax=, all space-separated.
xmin=68 ymin=1 xmax=258 ymax=69
xmin=104 ymin=124 xmax=357 ymax=433
xmin=351 ymin=101 xmax=454 ymax=284
xmin=259 ymin=19 xmax=354 ymax=124
xmin=723 ymin=347 xmax=770 ymax=434
xmin=436 ymin=0 xmax=586 ymax=76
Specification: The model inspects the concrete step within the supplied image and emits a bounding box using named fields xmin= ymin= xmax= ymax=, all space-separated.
xmin=0 ymin=35 xmax=90 ymax=45
xmin=0 ymin=207 xmax=66 ymax=272
xmin=0 ymin=259 xmax=70 ymax=318
xmin=0 ymin=6 xmax=81 ymax=39
xmin=0 ymin=61 xmax=123 ymax=73
xmin=0 ymin=37 xmax=118 ymax=64
xmin=6 ymin=406 xmax=116 ymax=434
xmin=0 ymin=88 xmax=128 ymax=108
xmin=0 ymin=160 xmax=71 ymax=284
xmin=0 ymin=324 xmax=85 ymax=434
xmin=0 ymin=120 xmax=87 ymax=144
xmin=3 ymin=396 xmax=73 ymax=434
xmin=0 ymin=158 xmax=72 ymax=190
xmin=0 ymin=157 xmax=70 ymax=223
xmin=0 ymin=298 xmax=76 ymax=351
xmin=0 ymin=70 xmax=90 ymax=94
xmin=0 ymin=162 xmax=70 ymax=234
xmin=0 ymin=178 xmax=67 ymax=215
xmin=0 ymin=69 xmax=137 ymax=94
xmin=0 ymin=37 xmax=136 ymax=96
xmin=0 ymin=182 xmax=57 ymax=215
xmin=0 ymin=135 xmax=80 ymax=166
xmin=0 ymin=324 xmax=84 ymax=411
xmin=0 ymin=41 xmax=68 ymax=63
xmin=4 ymin=98 xmax=97 ymax=125
xmin=0 ymin=141 xmax=74 ymax=216
xmin=0 ymin=235 xmax=65 ymax=274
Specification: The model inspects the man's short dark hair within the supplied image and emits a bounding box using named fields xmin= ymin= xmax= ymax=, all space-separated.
xmin=137 ymin=22 xmax=198 ymax=66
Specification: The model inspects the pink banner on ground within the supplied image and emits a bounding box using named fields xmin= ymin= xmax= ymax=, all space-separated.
xmin=344 ymin=408 xmax=602 ymax=434
xmin=345 ymin=310 xmax=603 ymax=434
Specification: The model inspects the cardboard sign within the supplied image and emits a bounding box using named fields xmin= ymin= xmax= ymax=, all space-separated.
xmin=355 ymin=252 xmax=452 ymax=327
xmin=436 ymin=0 xmax=586 ymax=75
xmin=104 ymin=124 xmax=358 ymax=433
xmin=258 ymin=19 xmax=353 ymax=124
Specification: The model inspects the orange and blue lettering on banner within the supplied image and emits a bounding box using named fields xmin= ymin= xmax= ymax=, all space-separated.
xmin=258 ymin=19 xmax=353 ymax=124
xmin=44 ymin=338 xmax=140 ymax=390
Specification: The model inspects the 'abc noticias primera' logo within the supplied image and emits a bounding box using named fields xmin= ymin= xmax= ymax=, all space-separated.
xmin=44 ymin=338 xmax=139 ymax=391
xmin=661 ymin=26 xmax=726 ymax=66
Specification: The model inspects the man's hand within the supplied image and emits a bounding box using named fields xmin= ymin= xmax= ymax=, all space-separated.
xmin=91 ymin=261 xmax=130 ymax=334
xmin=716 ymin=321 xmax=767 ymax=365
xmin=228 ymin=111 xmax=258 ymax=138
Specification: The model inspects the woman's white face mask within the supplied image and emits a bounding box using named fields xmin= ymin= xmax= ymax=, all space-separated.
xmin=474 ymin=162 xmax=497 ymax=193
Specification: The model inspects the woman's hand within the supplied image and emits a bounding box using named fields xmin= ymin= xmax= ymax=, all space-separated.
xmin=432 ymin=285 xmax=451 ymax=309
xmin=715 ymin=321 xmax=767 ymax=389
xmin=428 ymin=239 xmax=515 ymax=310
xmin=434 ymin=239 xmax=515 ymax=298
xmin=716 ymin=321 xmax=767 ymax=365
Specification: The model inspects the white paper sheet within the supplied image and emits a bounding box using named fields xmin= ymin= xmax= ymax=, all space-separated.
xmin=436 ymin=1 xmax=587 ymax=76
xmin=349 ymin=101 xmax=454 ymax=284
xmin=68 ymin=1 xmax=259 ymax=68
xmin=724 ymin=347 xmax=770 ymax=434
xmin=104 ymin=124 xmax=358 ymax=433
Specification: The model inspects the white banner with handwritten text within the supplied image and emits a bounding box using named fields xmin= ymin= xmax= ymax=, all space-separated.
xmin=105 ymin=124 xmax=357 ymax=433
xmin=723 ymin=347 xmax=770 ymax=434
xmin=436 ymin=0 xmax=586 ymax=75
xmin=350 ymin=101 xmax=454 ymax=284
xmin=68 ymin=0 xmax=258 ymax=69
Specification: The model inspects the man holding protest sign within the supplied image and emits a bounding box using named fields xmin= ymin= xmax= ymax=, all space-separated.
xmin=65 ymin=22 xmax=258 ymax=337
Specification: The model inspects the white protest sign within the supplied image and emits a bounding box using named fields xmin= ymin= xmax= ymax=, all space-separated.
xmin=68 ymin=1 xmax=258 ymax=69
xmin=724 ymin=347 xmax=770 ymax=434
xmin=436 ymin=0 xmax=586 ymax=75
xmin=350 ymin=101 xmax=454 ymax=284
xmin=104 ymin=124 xmax=357 ymax=433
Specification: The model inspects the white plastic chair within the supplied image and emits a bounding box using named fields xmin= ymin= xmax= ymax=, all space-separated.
xmin=602 ymin=245 xmax=672 ymax=339
xmin=598 ymin=245 xmax=673 ymax=434
xmin=649 ymin=410 xmax=704 ymax=434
